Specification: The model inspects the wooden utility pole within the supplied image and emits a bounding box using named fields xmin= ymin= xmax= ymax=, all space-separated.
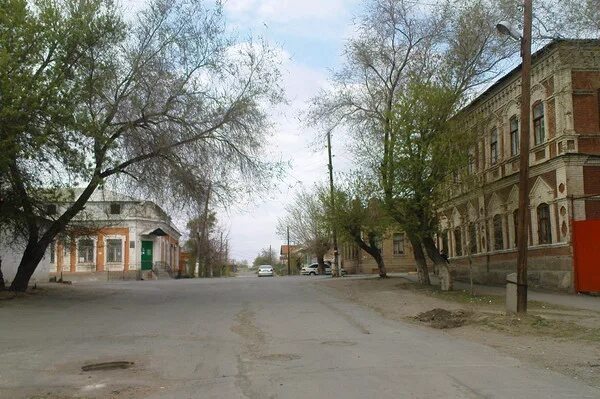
xmin=516 ymin=0 xmax=533 ymax=313
xmin=287 ymin=226 xmax=291 ymax=275
xmin=327 ymin=129 xmax=340 ymax=277
xmin=198 ymin=182 xmax=212 ymax=278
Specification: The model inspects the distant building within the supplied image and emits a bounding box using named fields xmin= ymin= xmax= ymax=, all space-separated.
xmin=340 ymin=232 xmax=418 ymax=274
xmin=0 ymin=189 xmax=181 ymax=285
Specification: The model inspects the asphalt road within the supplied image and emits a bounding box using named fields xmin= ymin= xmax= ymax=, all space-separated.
xmin=1 ymin=274 xmax=598 ymax=399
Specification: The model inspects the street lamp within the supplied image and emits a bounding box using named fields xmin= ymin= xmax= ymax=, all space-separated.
xmin=497 ymin=1 xmax=533 ymax=313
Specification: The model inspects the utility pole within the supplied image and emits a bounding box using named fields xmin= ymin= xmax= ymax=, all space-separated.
xmin=496 ymin=1 xmax=532 ymax=314
xmin=199 ymin=182 xmax=212 ymax=278
xmin=327 ymin=129 xmax=340 ymax=277
xmin=515 ymin=0 xmax=533 ymax=313
xmin=269 ymin=244 xmax=272 ymax=265
xmin=287 ymin=226 xmax=291 ymax=276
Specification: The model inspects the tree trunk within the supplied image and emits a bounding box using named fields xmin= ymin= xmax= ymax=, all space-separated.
xmin=9 ymin=237 xmax=49 ymax=292
xmin=10 ymin=176 xmax=102 ymax=291
xmin=0 ymin=257 xmax=5 ymax=290
xmin=409 ymin=234 xmax=430 ymax=285
xmin=422 ymin=235 xmax=453 ymax=291
xmin=316 ymin=254 xmax=325 ymax=275
xmin=355 ymin=238 xmax=387 ymax=278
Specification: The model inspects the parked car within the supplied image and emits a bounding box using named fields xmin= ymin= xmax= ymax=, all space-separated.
xmin=257 ymin=265 xmax=274 ymax=277
xmin=301 ymin=262 xmax=347 ymax=276
xmin=301 ymin=263 xmax=320 ymax=275
xmin=324 ymin=261 xmax=347 ymax=276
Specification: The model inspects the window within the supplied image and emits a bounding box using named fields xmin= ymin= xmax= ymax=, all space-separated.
xmin=537 ymin=203 xmax=552 ymax=244
xmin=490 ymin=128 xmax=498 ymax=165
xmin=513 ymin=209 xmax=519 ymax=247
xmin=393 ymin=233 xmax=405 ymax=255
xmin=110 ymin=203 xmax=121 ymax=215
xmin=493 ymin=214 xmax=504 ymax=250
xmin=533 ymin=102 xmax=545 ymax=145
xmin=78 ymin=238 xmax=94 ymax=263
xmin=469 ymin=223 xmax=477 ymax=254
xmin=50 ymin=241 xmax=56 ymax=264
xmin=467 ymin=148 xmax=476 ymax=174
xmin=510 ymin=116 xmax=519 ymax=156
xmin=442 ymin=230 xmax=449 ymax=254
xmin=454 ymin=227 xmax=462 ymax=256
xmin=106 ymin=239 xmax=123 ymax=263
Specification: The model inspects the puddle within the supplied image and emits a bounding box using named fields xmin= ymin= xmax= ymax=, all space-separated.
xmin=81 ymin=361 xmax=134 ymax=372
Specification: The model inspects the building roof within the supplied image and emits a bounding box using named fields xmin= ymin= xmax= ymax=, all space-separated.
xmin=280 ymin=245 xmax=299 ymax=255
xmin=460 ymin=39 xmax=600 ymax=116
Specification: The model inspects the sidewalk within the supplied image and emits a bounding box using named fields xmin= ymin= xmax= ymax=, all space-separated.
xmin=391 ymin=272 xmax=600 ymax=312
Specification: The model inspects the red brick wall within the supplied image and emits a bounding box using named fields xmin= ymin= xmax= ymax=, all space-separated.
xmin=572 ymin=71 xmax=600 ymax=134
xmin=579 ymin=136 xmax=600 ymax=154
xmin=583 ymin=166 xmax=600 ymax=196
xmin=583 ymin=166 xmax=600 ymax=220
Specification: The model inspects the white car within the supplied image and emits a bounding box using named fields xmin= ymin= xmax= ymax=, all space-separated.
xmin=257 ymin=265 xmax=274 ymax=277
xmin=301 ymin=263 xmax=320 ymax=275
xmin=301 ymin=263 xmax=347 ymax=276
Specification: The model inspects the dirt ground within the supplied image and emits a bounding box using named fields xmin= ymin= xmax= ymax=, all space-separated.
xmin=318 ymin=276 xmax=600 ymax=389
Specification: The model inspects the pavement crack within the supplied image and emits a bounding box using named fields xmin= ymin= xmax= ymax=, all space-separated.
xmin=231 ymin=305 xmax=266 ymax=399
xmin=318 ymin=300 xmax=371 ymax=335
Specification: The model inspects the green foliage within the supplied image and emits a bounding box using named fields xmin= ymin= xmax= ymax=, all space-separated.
xmin=384 ymin=80 xmax=475 ymax=237
xmin=252 ymin=247 xmax=277 ymax=267
xmin=322 ymin=175 xmax=392 ymax=249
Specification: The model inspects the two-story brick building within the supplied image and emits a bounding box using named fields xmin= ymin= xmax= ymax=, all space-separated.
xmin=437 ymin=39 xmax=600 ymax=292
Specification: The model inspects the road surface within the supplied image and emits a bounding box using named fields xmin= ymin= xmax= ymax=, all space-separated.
xmin=1 ymin=274 xmax=598 ymax=398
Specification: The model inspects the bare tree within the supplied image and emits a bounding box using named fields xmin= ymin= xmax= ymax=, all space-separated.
xmin=277 ymin=187 xmax=331 ymax=274
xmin=3 ymin=0 xmax=283 ymax=291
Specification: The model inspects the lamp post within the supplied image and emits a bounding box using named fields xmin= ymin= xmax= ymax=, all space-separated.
xmin=497 ymin=0 xmax=533 ymax=313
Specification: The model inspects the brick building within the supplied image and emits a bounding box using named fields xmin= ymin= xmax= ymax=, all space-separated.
xmin=437 ymin=39 xmax=600 ymax=292
xmin=46 ymin=189 xmax=181 ymax=282
xmin=340 ymin=232 xmax=417 ymax=274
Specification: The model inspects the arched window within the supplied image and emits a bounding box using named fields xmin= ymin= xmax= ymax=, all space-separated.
xmin=533 ymin=102 xmax=545 ymax=145
xmin=469 ymin=223 xmax=477 ymax=254
xmin=454 ymin=227 xmax=462 ymax=256
xmin=537 ymin=203 xmax=552 ymax=244
xmin=490 ymin=127 xmax=499 ymax=165
xmin=513 ymin=209 xmax=519 ymax=248
xmin=493 ymin=214 xmax=504 ymax=250
xmin=510 ymin=116 xmax=519 ymax=156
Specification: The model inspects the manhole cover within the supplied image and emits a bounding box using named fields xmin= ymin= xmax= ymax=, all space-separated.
xmin=82 ymin=361 xmax=134 ymax=372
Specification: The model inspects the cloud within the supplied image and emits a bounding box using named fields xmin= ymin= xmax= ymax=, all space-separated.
xmin=225 ymin=0 xmax=353 ymax=23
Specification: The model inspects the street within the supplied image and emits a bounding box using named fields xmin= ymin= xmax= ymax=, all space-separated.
xmin=1 ymin=275 xmax=599 ymax=399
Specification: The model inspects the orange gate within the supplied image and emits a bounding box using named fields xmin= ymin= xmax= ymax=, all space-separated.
xmin=573 ymin=220 xmax=600 ymax=292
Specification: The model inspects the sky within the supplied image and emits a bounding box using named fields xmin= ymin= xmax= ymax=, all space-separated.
xmin=119 ymin=0 xmax=362 ymax=263
xmin=216 ymin=0 xmax=362 ymax=263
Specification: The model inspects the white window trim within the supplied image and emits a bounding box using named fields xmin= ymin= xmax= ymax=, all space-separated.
xmin=76 ymin=237 xmax=97 ymax=272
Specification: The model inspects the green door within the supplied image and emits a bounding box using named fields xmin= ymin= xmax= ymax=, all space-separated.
xmin=141 ymin=241 xmax=153 ymax=270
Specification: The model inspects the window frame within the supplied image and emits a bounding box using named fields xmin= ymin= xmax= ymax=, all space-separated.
xmin=392 ymin=233 xmax=405 ymax=255
xmin=110 ymin=203 xmax=121 ymax=215
xmin=454 ymin=227 xmax=462 ymax=257
xmin=509 ymin=116 xmax=519 ymax=156
xmin=493 ymin=214 xmax=504 ymax=251
xmin=106 ymin=238 xmax=123 ymax=263
xmin=537 ymin=203 xmax=552 ymax=245
xmin=468 ymin=223 xmax=477 ymax=255
xmin=490 ymin=127 xmax=499 ymax=165
xmin=77 ymin=238 xmax=95 ymax=264
xmin=533 ymin=102 xmax=545 ymax=145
